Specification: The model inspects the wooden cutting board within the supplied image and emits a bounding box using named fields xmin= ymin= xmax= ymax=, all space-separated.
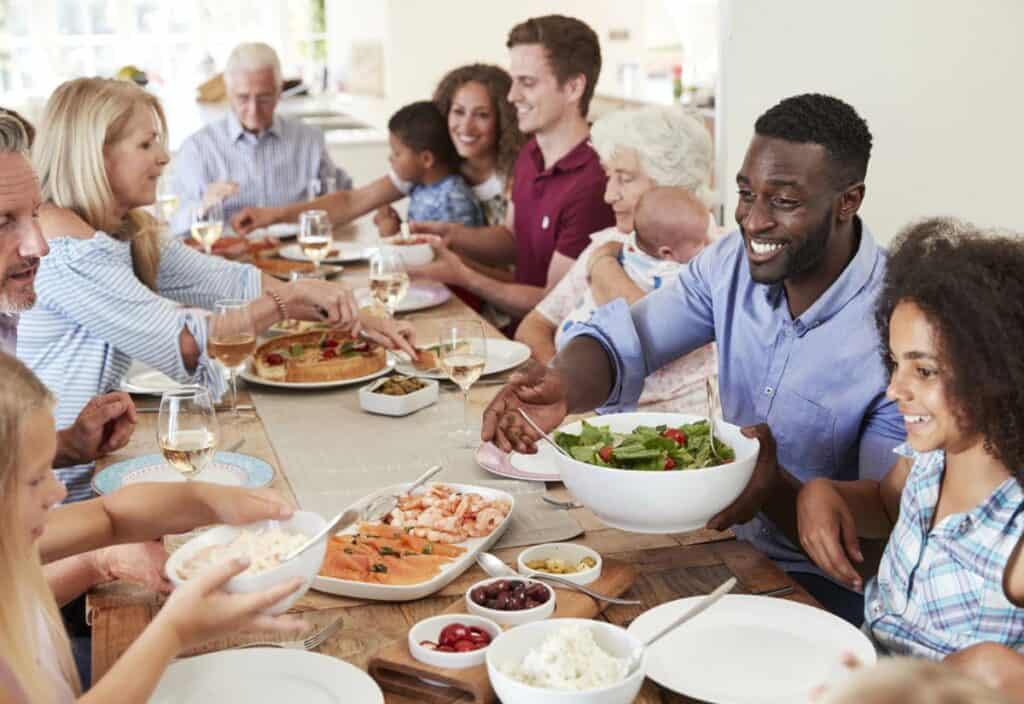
xmin=367 ymin=559 xmax=637 ymax=704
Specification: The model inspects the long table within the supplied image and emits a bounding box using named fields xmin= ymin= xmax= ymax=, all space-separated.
xmin=87 ymin=222 xmax=818 ymax=703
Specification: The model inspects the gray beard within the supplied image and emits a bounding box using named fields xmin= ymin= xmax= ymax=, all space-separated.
xmin=0 ymin=290 xmax=35 ymax=316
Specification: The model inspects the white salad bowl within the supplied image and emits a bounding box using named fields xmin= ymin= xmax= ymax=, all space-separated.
xmin=486 ymin=618 xmax=645 ymax=704
xmin=165 ymin=511 xmax=327 ymax=615
xmin=381 ymin=237 xmax=434 ymax=266
xmin=553 ymin=412 xmax=759 ymax=534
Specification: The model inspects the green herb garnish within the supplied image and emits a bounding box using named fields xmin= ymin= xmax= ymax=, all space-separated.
xmin=370 ymin=563 xmax=388 ymax=573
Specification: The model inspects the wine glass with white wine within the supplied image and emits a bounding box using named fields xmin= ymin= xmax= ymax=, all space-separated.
xmin=155 ymin=178 xmax=178 ymax=226
xmin=368 ymin=247 xmax=409 ymax=317
xmin=158 ymin=386 xmax=219 ymax=481
xmin=208 ymin=299 xmax=257 ymax=418
xmin=191 ymin=200 xmax=224 ymax=255
xmin=438 ymin=319 xmax=487 ymax=448
xmin=299 ymin=209 xmax=332 ymax=276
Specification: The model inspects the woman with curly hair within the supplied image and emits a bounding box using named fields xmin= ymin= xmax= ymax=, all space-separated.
xmin=231 ymin=64 xmax=525 ymax=233
xmin=796 ymin=217 xmax=1024 ymax=691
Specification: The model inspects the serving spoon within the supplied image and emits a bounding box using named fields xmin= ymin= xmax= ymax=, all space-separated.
xmin=476 ymin=552 xmax=641 ymax=606
xmin=516 ymin=408 xmax=570 ymax=457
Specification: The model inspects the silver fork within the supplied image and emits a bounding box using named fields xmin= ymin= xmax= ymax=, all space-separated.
xmin=706 ymin=377 xmax=721 ymax=461
xmin=236 ymin=614 xmax=343 ymax=651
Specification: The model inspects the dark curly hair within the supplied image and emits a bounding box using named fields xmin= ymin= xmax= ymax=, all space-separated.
xmin=432 ymin=64 xmax=525 ymax=182
xmin=388 ymin=100 xmax=460 ymax=172
xmin=755 ymin=93 xmax=872 ymax=189
xmin=875 ymin=217 xmax=1024 ymax=477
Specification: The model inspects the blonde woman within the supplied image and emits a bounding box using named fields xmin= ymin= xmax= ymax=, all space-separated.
xmin=0 ymin=352 xmax=305 ymax=703
xmin=19 ymin=78 xmax=414 ymax=502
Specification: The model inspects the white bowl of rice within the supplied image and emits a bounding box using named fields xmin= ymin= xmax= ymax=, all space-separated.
xmin=486 ymin=618 xmax=645 ymax=704
xmin=165 ymin=511 xmax=327 ymax=615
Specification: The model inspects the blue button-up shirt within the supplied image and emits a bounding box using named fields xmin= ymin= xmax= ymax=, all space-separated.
xmin=170 ymin=112 xmax=351 ymax=236
xmin=564 ymin=221 xmax=906 ymax=577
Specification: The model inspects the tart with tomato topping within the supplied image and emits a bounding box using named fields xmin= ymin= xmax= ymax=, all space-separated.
xmin=252 ymin=331 xmax=387 ymax=383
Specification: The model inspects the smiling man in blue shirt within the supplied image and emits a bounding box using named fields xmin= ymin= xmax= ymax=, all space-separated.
xmin=482 ymin=94 xmax=906 ymax=624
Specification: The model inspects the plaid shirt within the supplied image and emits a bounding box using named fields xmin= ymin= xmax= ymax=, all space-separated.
xmin=865 ymin=443 xmax=1024 ymax=658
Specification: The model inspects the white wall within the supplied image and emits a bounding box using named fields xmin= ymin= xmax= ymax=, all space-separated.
xmin=719 ymin=0 xmax=1024 ymax=242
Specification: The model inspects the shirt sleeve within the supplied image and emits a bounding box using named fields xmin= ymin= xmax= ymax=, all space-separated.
xmin=446 ymin=184 xmax=485 ymax=227
xmin=156 ymin=238 xmax=262 ymax=309
xmin=857 ymin=393 xmax=907 ymax=481
xmin=561 ymin=248 xmax=717 ymax=412
xmin=169 ymin=136 xmax=206 ymax=238
xmin=317 ymin=135 xmax=352 ymax=191
xmin=35 ymin=238 xmax=227 ymax=395
xmin=553 ymin=176 xmax=614 ymax=260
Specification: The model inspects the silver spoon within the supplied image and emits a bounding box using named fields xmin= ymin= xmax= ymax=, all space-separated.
xmin=516 ymin=408 xmax=569 ymax=457
xmin=476 ymin=552 xmax=642 ymax=606
xmin=624 ymin=577 xmax=737 ymax=676
xmin=706 ymin=377 xmax=721 ymax=462
xmin=283 ymin=507 xmax=361 ymax=562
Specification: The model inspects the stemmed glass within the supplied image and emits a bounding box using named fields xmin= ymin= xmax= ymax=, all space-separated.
xmin=208 ymin=299 xmax=257 ymax=418
xmin=299 ymin=209 xmax=332 ymax=276
xmin=158 ymin=386 xmax=219 ymax=481
xmin=438 ymin=320 xmax=487 ymax=447
xmin=155 ymin=178 xmax=178 ymax=226
xmin=368 ymin=247 xmax=409 ymax=317
xmin=190 ymin=200 xmax=223 ymax=255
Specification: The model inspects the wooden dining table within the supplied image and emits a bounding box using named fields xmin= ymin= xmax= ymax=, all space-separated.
xmin=87 ymin=219 xmax=818 ymax=703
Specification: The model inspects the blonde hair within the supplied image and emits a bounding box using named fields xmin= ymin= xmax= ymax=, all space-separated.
xmin=33 ymin=77 xmax=166 ymax=290
xmin=224 ymin=42 xmax=283 ymax=88
xmin=0 ymin=353 xmax=81 ymax=701
xmin=591 ymin=106 xmax=715 ymax=209
xmin=820 ymin=657 xmax=1011 ymax=704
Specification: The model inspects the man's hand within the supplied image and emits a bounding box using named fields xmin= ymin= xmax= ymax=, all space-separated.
xmin=796 ymin=479 xmax=864 ymax=589
xmin=706 ymin=424 xmax=779 ymax=531
xmin=358 ymin=311 xmax=417 ymax=357
xmin=231 ymin=206 xmax=281 ymax=235
xmin=94 ymin=541 xmax=173 ymax=594
xmin=55 ymin=392 xmax=137 ymax=467
xmin=407 ymin=236 xmax=467 ymax=286
xmin=482 ymin=361 xmax=569 ymax=453
xmin=202 ymin=181 xmax=239 ymax=209
xmin=373 ymin=206 xmax=401 ymax=237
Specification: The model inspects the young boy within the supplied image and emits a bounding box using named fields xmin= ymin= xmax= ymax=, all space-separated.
xmin=375 ymin=101 xmax=483 ymax=236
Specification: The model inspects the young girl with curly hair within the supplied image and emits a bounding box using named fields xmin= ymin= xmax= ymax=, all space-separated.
xmin=797 ymin=217 xmax=1024 ymax=696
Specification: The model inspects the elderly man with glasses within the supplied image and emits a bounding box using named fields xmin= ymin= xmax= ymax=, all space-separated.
xmin=170 ymin=42 xmax=352 ymax=236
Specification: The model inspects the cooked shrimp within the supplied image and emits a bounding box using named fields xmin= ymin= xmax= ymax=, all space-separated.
xmin=468 ymin=507 xmax=504 ymax=537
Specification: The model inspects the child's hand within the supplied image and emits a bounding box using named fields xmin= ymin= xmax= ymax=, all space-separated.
xmin=373 ymin=206 xmax=401 ymax=237
xmin=156 ymin=558 xmax=304 ymax=652
xmin=797 ymin=479 xmax=864 ymax=589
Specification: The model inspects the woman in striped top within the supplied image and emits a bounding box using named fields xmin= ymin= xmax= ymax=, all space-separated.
xmin=18 ymin=78 xmax=415 ymax=503
xmin=796 ymin=219 xmax=1024 ymax=699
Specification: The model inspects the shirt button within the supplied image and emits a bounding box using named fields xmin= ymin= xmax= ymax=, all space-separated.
xmin=960 ymin=519 xmax=971 ymax=534
xmin=871 ymin=601 xmax=884 ymax=616
xmin=541 ymin=215 xmax=550 ymax=229
xmin=764 ymin=386 xmax=773 ymax=396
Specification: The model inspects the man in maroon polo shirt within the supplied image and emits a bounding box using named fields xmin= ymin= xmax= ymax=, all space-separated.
xmin=410 ymin=15 xmax=615 ymax=325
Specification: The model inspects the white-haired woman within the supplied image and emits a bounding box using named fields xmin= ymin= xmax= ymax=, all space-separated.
xmin=0 ymin=353 xmax=304 ymax=703
xmin=19 ymin=77 xmax=414 ymax=502
xmin=515 ymin=105 xmax=718 ymax=414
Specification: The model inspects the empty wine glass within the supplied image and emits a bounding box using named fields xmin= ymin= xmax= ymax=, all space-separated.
xmin=299 ymin=209 xmax=332 ymax=275
xmin=190 ymin=200 xmax=223 ymax=255
xmin=208 ymin=300 xmax=256 ymax=418
xmin=157 ymin=386 xmax=219 ymax=481
xmin=368 ymin=247 xmax=409 ymax=317
xmin=438 ymin=319 xmax=487 ymax=448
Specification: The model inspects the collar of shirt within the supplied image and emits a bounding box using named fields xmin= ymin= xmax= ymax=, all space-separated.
xmin=227 ymin=111 xmax=283 ymax=144
xmin=763 ymin=218 xmax=880 ymax=336
xmin=525 ymin=136 xmax=596 ymax=177
xmin=0 ymin=313 xmax=17 ymax=356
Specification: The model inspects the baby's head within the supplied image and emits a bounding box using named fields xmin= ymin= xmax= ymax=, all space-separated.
xmin=632 ymin=186 xmax=711 ymax=264
xmin=820 ymin=657 xmax=1010 ymax=704
xmin=387 ymin=101 xmax=460 ymax=185
xmin=876 ymin=217 xmax=1024 ymax=475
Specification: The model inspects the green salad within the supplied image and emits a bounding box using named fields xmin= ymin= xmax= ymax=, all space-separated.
xmin=554 ymin=419 xmax=735 ymax=471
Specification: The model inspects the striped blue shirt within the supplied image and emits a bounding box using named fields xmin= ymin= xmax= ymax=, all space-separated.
xmin=865 ymin=443 xmax=1024 ymax=658
xmin=169 ymin=112 xmax=352 ymax=236
xmin=16 ymin=232 xmax=261 ymax=502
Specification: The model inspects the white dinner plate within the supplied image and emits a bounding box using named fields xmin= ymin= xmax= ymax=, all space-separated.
xmin=355 ymin=281 xmax=451 ymax=313
xmin=475 ymin=442 xmax=561 ymax=482
xmin=311 ymin=481 xmax=514 ymax=601
xmin=120 ymin=363 xmax=188 ymax=395
xmin=627 ymin=594 xmax=877 ymax=704
xmin=394 ymin=338 xmax=530 ymax=379
xmin=279 ymin=241 xmax=372 ymax=264
xmin=148 ymin=648 xmax=383 ymax=703
xmin=92 ymin=452 xmax=274 ymax=494
xmin=239 ymin=359 xmax=394 ymax=389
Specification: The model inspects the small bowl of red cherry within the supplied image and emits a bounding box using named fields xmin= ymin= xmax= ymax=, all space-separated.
xmin=465 ymin=576 xmax=556 ymax=626
xmin=408 ymin=614 xmax=501 ymax=669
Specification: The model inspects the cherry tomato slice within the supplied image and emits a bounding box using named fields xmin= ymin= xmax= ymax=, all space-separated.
xmin=664 ymin=456 xmax=676 ymax=470
xmin=598 ymin=446 xmax=614 ymax=462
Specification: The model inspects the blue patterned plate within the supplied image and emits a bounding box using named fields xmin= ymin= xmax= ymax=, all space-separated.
xmin=92 ymin=452 xmax=275 ymax=495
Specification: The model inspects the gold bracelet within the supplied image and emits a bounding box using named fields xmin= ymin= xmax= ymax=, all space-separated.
xmin=266 ymin=289 xmax=288 ymax=321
